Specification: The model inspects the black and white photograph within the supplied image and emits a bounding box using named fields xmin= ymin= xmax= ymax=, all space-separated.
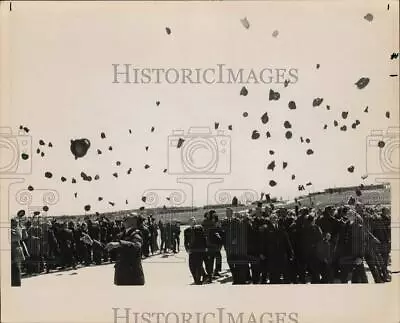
xmin=0 ymin=1 xmax=399 ymax=323
xmin=8 ymin=183 xmax=393 ymax=286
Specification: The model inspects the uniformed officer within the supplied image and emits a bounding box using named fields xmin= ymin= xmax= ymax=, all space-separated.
xmin=184 ymin=217 xmax=207 ymax=285
xmin=11 ymin=218 xmax=26 ymax=286
xmin=106 ymin=214 xmax=145 ymax=286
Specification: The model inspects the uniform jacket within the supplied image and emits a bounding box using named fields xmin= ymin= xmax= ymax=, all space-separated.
xmin=184 ymin=225 xmax=207 ymax=253
xmin=11 ymin=227 xmax=25 ymax=264
xmin=222 ymin=218 xmax=248 ymax=256
xmin=114 ymin=228 xmax=145 ymax=285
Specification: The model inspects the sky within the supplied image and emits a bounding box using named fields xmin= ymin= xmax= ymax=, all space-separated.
xmin=0 ymin=1 xmax=399 ymax=217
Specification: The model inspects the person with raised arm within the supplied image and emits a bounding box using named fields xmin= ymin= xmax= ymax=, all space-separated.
xmin=105 ymin=213 xmax=145 ymax=286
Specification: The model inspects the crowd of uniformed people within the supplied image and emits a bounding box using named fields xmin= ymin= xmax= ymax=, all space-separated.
xmin=184 ymin=201 xmax=391 ymax=285
xmin=11 ymin=199 xmax=391 ymax=286
xmin=11 ymin=213 xmax=181 ymax=286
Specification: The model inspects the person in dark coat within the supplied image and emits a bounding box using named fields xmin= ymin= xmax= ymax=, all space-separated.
xmin=81 ymin=222 xmax=93 ymax=265
xmin=172 ymin=220 xmax=181 ymax=253
xmin=138 ymin=218 xmax=150 ymax=258
xmin=73 ymin=222 xmax=85 ymax=265
xmin=88 ymin=221 xmax=103 ymax=265
xmin=92 ymin=239 xmax=104 ymax=265
xmin=371 ymin=207 xmax=391 ymax=282
xmin=336 ymin=208 xmax=370 ymax=283
xmin=58 ymin=222 xmax=76 ymax=269
xmin=317 ymin=232 xmax=335 ymax=283
xmin=184 ymin=217 xmax=207 ymax=285
xmin=316 ymin=206 xmax=340 ymax=239
xmin=213 ymin=214 xmax=224 ymax=277
xmin=99 ymin=219 xmax=109 ymax=262
xmin=109 ymin=221 xmax=121 ymax=262
xmin=222 ymin=209 xmax=248 ymax=284
xmin=202 ymin=211 xmax=222 ymax=282
xmin=247 ymin=207 xmax=265 ymax=284
xmin=260 ymin=214 xmax=293 ymax=284
xmin=11 ymin=218 xmax=26 ymax=286
xmin=26 ymin=218 xmax=43 ymax=274
xmin=106 ymin=214 xmax=145 ymax=286
xmin=20 ymin=219 xmax=31 ymax=273
xmin=159 ymin=218 xmax=167 ymax=253
xmin=316 ymin=206 xmax=342 ymax=280
xmin=301 ymin=214 xmax=323 ymax=283
xmin=149 ymin=218 xmax=159 ymax=255
xmin=357 ymin=206 xmax=387 ymax=283
xmin=289 ymin=207 xmax=309 ymax=283
xmin=87 ymin=219 xmax=100 ymax=265
xmin=45 ymin=221 xmax=59 ymax=273
xmin=88 ymin=219 xmax=100 ymax=241
xmin=68 ymin=221 xmax=80 ymax=266
xmin=165 ymin=221 xmax=173 ymax=253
